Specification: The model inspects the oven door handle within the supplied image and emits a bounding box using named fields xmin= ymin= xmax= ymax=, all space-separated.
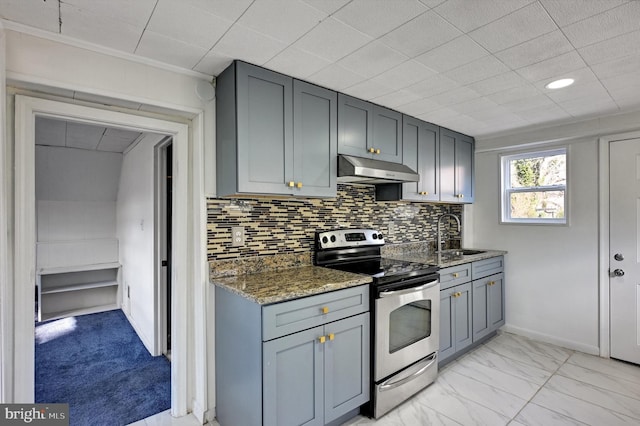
xmin=379 ymin=352 xmax=438 ymax=391
xmin=379 ymin=279 xmax=439 ymax=297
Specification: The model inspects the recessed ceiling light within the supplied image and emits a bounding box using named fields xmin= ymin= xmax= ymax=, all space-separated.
xmin=545 ymin=78 xmax=575 ymax=89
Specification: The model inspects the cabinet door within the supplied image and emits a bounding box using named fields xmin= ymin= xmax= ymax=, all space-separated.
xmin=454 ymin=282 xmax=473 ymax=353
xmin=293 ymin=80 xmax=337 ymax=197
xmin=263 ymin=326 xmax=323 ymax=426
xmin=324 ymin=313 xmax=370 ymax=423
xmin=373 ymin=106 xmax=402 ymax=163
xmin=439 ymin=289 xmax=455 ymax=361
xmin=488 ymin=273 xmax=505 ymax=331
xmin=338 ymin=94 xmax=373 ymax=158
xmin=440 ymin=128 xmax=474 ymax=203
xmin=472 ymin=278 xmax=491 ymax=342
xmin=402 ymin=116 xmax=439 ymax=201
xmin=236 ymin=62 xmax=294 ymax=195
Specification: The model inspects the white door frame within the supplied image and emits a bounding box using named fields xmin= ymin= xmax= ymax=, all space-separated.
xmin=598 ymin=130 xmax=640 ymax=358
xmin=12 ymin=95 xmax=192 ymax=415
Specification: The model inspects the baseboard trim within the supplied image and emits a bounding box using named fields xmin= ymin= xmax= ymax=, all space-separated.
xmin=123 ymin=310 xmax=156 ymax=356
xmin=501 ymin=324 xmax=600 ymax=355
xmin=192 ymin=399 xmax=205 ymax=424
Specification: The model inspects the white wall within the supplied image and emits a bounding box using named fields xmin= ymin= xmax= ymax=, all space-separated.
xmin=117 ymin=133 xmax=165 ymax=354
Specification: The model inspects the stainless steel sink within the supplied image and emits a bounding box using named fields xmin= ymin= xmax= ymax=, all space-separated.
xmin=437 ymin=249 xmax=486 ymax=257
xmin=460 ymin=249 xmax=485 ymax=256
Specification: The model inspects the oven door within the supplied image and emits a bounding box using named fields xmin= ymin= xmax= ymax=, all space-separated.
xmin=375 ymin=277 xmax=440 ymax=381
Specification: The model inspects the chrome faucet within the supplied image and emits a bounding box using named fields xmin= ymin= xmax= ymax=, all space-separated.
xmin=437 ymin=213 xmax=461 ymax=253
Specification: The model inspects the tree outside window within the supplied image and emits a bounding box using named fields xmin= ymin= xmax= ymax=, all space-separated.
xmin=501 ymin=148 xmax=567 ymax=224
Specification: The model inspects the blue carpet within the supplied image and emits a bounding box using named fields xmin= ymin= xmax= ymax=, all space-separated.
xmin=35 ymin=309 xmax=171 ymax=426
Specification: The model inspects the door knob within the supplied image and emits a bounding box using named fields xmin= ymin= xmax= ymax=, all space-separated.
xmin=614 ymin=253 xmax=624 ymax=261
xmin=613 ymin=269 xmax=625 ymax=277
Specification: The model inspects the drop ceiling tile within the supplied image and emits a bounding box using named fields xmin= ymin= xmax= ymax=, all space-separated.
xmin=60 ymin=3 xmax=143 ymax=52
xmin=558 ymin=98 xmax=619 ymax=118
xmin=0 ymin=0 xmax=59 ymax=32
xmin=591 ymin=54 xmax=640 ymax=80
xmin=449 ymin=97 xmax=500 ymax=115
xmin=418 ymin=0 xmax=447 ymax=7
xmin=332 ymin=0 xmax=428 ymax=38
xmin=193 ymin=52 xmax=233 ymax=76
xmin=180 ymin=0 xmax=253 ymax=21
xmin=539 ymin=0 xmax=627 ymax=27
xmin=379 ymin=11 xmax=462 ymax=57
xmin=429 ymin=86 xmax=481 ymax=107
xmin=515 ymin=103 xmax=572 ymax=124
xmin=136 ymin=30 xmax=209 ymax=69
xmin=468 ymin=2 xmax=558 ymax=53
xmin=371 ymin=90 xmax=422 ymax=108
xmin=307 ymin=64 xmax=367 ymax=90
xmin=578 ymin=29 xmax=640 ymax=65
xmin=147 ymin=0 xmax=233 ymax=49
xmin=445 ymin=55 xmax=509 ymax=85
xmin=337 ymin=41 xmax=409 ymax=78
xmin=238 ymin=0 xmax=326 ymax=44
xmin=468 ymin=72 xmax=528 ymax=96
xmin=61 ymin=0 xmax=156 ymax=27
xmin=535 ymin=67 xmax=598 ymax=91
xmin=35 ymin=118 xmax=67 ymax=147
xmin=301 ymin=0 xmax=351 ymax=15
xmin=265 ymin=47 xmax=331 ymax=79
xmin=417 ymin=107 xmax=458 ymax=124
xmin=395 ymin=97 xmax=441 ymax=116
xmin=66 ymin=122 xmax=105 ymax=150
xmin=503 ymin=94 xmax=555 ymax=112
xmin=211 ymin=24 xmax=288 ymax=66
xmin=414 ymin=35 xmax=488 ymax=72
xmin=406 ymin=74 xmax=459 ymax=97
xmin=486 ymin=84 xmax=542 ymax=105
xmin=466 ymin=105 xmax=517 ymax=122
xmin=294 ymin=17 xmax=373 ymax=62
xmin=601 ymin=71 xmax=640 ymax=104
xmin=516 ymin=51 xmax=586 ymax=83
xmin=546 ymin=80 xmax=610 ymax=103
xmin=370 ymin=60 xmax=436 ymax=90
xmin=561 ymin=2 xmax=640 ymax=48
xmin=98 ymin=128 xmax=142 ymax=152
xmin=433 ymin=0 xmax=534 ymax=32
xmin=342 ymin=79 xmax=396 ymax=100
xmin=495 ymin=31 xmax=574 ymax=70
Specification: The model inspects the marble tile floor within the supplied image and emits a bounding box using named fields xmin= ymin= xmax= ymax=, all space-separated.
xmin=344 ymin=331 xmax=640 ymax=426
xmin=133 ymin=331 xmax=640 ymax=426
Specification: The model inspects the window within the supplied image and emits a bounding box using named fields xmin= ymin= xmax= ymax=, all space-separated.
xmin=501 ymin=148 xmax=567 ymax=224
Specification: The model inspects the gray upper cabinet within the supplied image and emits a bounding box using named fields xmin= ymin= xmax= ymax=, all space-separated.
xmin=338 ymin=94 xmax=402 ymax=163
xmin=216 ymin=61 xmax=337 ymax=198
xmin=440 ymin=128 xmax=474 ymax=203
xmin=401 ymin=116 xmax=439 ymax=202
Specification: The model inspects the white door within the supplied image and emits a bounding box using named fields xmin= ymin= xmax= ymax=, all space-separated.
xmin=610 ymin=138 xmax=640 ymax=364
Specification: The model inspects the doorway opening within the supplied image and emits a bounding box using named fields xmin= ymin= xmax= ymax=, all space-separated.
xmin=157 ymin=139 xmax=173 ymax=358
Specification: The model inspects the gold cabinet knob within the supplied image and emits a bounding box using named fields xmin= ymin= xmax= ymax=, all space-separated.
xmin=376 ymin=149 xmax=381 ymax=154
xmin=321 ymin=306 xmax=329 ymax=314
xmin=452 ymin=273 xmax=459 ymax=278
xmin=318 ymin=336 xmax=326 ymax=344
xmin=488 ymin=281 xmax=495 ymax=286
xmin=288 ymin=181 xmax=295 ymax=187
xmin=328 ymin=333 xmax=335 ymax=341
xmin=296 ymin=182 xmax=303 ymax=188
xmin=368 ymin=147 xmax=375 ymax=153
xmin=452 ymin=292 xmax=462 ymax=298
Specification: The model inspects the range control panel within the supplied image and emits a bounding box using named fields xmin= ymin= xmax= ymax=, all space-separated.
xmin=316 ymin=229 xmax=384 ymax=250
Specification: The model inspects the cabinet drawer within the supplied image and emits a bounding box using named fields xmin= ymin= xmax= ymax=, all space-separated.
xmin=263 ymin=285 xmax=369 ymax=341
xmin=439 ymin=263 xmax=472 ymax=290
xmin=472 ymin=256 xmax=504 ymax=280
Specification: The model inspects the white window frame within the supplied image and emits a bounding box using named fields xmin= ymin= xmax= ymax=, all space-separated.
xmin=500 ymin=147 xmax=568 ymax=225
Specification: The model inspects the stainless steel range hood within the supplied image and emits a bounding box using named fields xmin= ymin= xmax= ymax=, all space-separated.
xmin=337 ymin=154 xmax=419 ymax=184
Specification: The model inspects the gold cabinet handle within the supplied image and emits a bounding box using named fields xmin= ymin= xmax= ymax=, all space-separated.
xmin=321 ymin=306 xmax=329 ymax=314
xmin=457 ymin=194 xmax=464 ymax=199
xmin=452 ymin=273 xmax=459 ymax=278
xmin=296 ymin=182 xmax=303 ymax=188
xmin=488 ymin=281 xmax=495 ymax=286
xmin=376 ymin=149 xmax=381 ymax=154
xmin=288 ymin=181 xmax=295 ymax=187
xmin=452 ymin=292 xmax=462 ymax=298
xmin=368 ymin=147 xmax=375 ymax=153
xmin=419 ymin=191 xmax=429 ymax=195
xmin=319 ymin=336 xmax=326 ymax=344
xmin=328 ymin=333 xmax=335 ymax=341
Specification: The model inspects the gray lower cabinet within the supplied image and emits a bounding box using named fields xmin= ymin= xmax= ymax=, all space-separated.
xmin=439 ymin=282 xmax=472 ymax=361
xmin=401 ymin=116 xmax=439 ymax=202
xmin=338 ymin=94 xmax=402 ymax=163
xmin=216 ymin=61 xmax=336 ymax=197
xmin=215 ymin=284 xmax=370 ymax=426
xmin=440 ymin=128 xmax=474 ymax=203
xmin=439 ymin=256 xmax=505 ymax=364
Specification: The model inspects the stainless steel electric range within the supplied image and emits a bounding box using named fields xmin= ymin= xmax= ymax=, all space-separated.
xmin=315 ymin=229 xmax=440 ymax=419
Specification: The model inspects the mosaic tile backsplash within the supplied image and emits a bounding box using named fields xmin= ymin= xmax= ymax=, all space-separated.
xmin=207 ymin=184 xmax=462 ymax=261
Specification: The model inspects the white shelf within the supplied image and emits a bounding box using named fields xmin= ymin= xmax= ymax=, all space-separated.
xmin=41 ymin=280 xmax=118 ymax=295
xmin=41 ymin=304 xmax=120 ymax=322
xmin=38 ymin=262 xmax=121 ymax=275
